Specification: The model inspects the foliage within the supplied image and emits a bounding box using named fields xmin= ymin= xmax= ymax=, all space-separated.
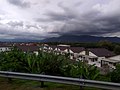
xmin=0 ymin=48 xmax=100 ymax=80
xmin=61 ymin=61 xmax=100 ymax=80
xmin=0 ymin=48 xmax=26 ymax=72
xmin=113 ymin=45 xmax=120 ymax=54
xmin=0 ymin=48 xmax=69 ymax=76
xmin=110 ymin=64 xmax=120 ymax=83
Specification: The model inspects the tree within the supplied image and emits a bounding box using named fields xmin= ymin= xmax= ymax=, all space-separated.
xmin=113 ymin=45 xmax=120 ymax=54
xmin=0 ymin=48 xmax=26 ymax=72
xmin=98 ymin=40 xmax=114 ymax=51
xmin=62 ymin=61 xmax=100 ymax=80
xmin=110 ymin=64 xmax=120 ymax=83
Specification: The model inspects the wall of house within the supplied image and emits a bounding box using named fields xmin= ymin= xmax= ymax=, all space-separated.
xmin=88 ymin=57 xmax=105 ymax=67
xmin=64 ymin=49 xmax=68 ymax=53
xmin=34 ymin=51 xmax=39 ymax=55
xmin=0 ymin=47 xmax=11 ymax=52
xmin=79 ymin=51 xmax=85 ymax=55
xmin=88 ymin=60 xmax=99 ymax=67
xmin=109 ymin=55 xmax=120 ymax=61
xmin=101 ymin=60 xmax=116 ymax=69
xmin=89 ymin=52 xmax=97 ymax=57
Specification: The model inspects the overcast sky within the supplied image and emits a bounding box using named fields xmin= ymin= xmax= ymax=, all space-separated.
xmin=0 ymin=0 xmax=120 ymax=40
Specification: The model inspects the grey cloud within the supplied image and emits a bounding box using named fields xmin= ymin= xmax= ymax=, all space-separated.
xmin=45 ymin=11 xmax=74 ymax=21
xmin=7 ymin=21 xmax=23 ymax=27
xmin=46 ymin=6 xmax=120 ymax=36
xmin=36 ymin=11 xmax=75 ymax=22
xmin=59 ymin=19 xmax=120 ymax=36
xmin=74 ymin=1 xmax=82 ymax=7
xmin=36 ymin=2 xmax=76 ymax=22
xmin=0 ymin=23 xmax=46 ymax=40
xmin=26 ymin=24 xmax=39 ymax=29
xmin=7 ymin=0 xmax=30 ymax=8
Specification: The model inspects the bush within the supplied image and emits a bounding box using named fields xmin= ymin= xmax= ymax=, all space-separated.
xmin=110 ymin=64 xmax=120 ymax=83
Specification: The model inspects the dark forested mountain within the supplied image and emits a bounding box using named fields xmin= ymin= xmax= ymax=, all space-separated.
xmin=1 ymin=35 xmax=120 ymax=42
xmin=42 ymin=35 xmax=120 ymax=42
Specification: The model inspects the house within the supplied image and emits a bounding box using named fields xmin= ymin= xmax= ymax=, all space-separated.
xmin=79 ymin=48 xmax=115 ymax=67
xmin=56 ymin=46 xmax=68 ymax=55
xmin=49 ymin=45 xmax=57 ymax=53
xmin=39 ymin=44 xmax=49 ymax=52
xmin=16 ymin=45 xmax=39 ymax=55
xmin=101 ymin=55 xmax=120 ymax=69
xmin=0 ymin=45 xmax=12 ymax=52
xmin=64 ymin=47 xmax=85 ymax=60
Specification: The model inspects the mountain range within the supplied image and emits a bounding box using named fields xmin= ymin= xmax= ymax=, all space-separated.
xmin=42 ymin=35 xmax=120 ymax=43
xmin=0 ymin=35 xmax=120 ymax=42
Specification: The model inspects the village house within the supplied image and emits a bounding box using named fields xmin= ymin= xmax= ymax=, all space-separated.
xmin=64 ymin=47 xmax=85 ymax=60
xmin=0 ymin=43 xmax=12 ymax=52
xmin=39 ymin=44 xmax=120 ymax=69
xmin=78 ymin=48 xmax=115 ymax=67
xmin=101 ymin=55 xmax=120 ymax=69
xmin=16 ymin=45 xmax=40 ymax=55
xmin=40 ymin=44 xmax=49 ymax=52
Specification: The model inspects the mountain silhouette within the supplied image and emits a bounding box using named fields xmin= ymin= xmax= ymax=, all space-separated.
xmin=42 ymin=35 xmax=120 ymax=42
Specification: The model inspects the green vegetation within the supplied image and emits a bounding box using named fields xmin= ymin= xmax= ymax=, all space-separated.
xmin=0 ymin=48 xmax=69 ymax=76
xmin=0 ymin=46 xmax=120 ymax=90
xmin=0 ymin=47 xmax=100 ymax=80
xmin=110 ymin=64 xmax=120 ymax=83
xmin=62 ymin=62 xmax=100 ymax=80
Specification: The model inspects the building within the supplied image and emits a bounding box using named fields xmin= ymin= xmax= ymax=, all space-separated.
xmin=64 ymin=47 xmax=85 ymax=60
xmin=16 ymin=45 xmax=39 ymax=55
xmin=0 ymin=45 xmax=12 ymax=52
xmin=79 ymin=48 xmax=115 ymax=67
xmin=101 ymin=55 xmax=120 ymax=69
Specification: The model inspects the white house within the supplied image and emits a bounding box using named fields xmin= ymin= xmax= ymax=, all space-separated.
xmin=101 ymin=55 xmax=120 ymax=69
xmin=78 ymin=48 xmax=115 ymax=67
xmin=0 ymin=45 xmax=12 ymax=52
xmin=64 ymin=47 xmax=85 ymax=60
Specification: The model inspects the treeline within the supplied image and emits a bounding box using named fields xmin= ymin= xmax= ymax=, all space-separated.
xmin=45 ymin=40 xmax=120 ymax=54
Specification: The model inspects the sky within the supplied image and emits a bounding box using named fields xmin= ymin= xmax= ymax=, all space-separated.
xmin=0 ymin=0 xmax=120 ymax=40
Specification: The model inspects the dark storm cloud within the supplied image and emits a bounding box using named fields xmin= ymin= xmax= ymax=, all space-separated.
xmin=45 ymin=11 xmax=75 ymax=21
xmin=39 ymin=2 xmax=120 ymax=36
xmin=7 ymin=0 xmax=30 ymax=8
xmin=56 ymin=15 xmax=120 ymax=36
xmin=36 ymin=2 xmax=76 ymax=22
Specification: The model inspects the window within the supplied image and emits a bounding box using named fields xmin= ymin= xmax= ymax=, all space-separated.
xmin=109 ymin=62 xmax=112 ymax=64
xmin=113 ymin=63 xmax=116 ymax=66
xmin=90 ymin=58 xmax=98 ymax=62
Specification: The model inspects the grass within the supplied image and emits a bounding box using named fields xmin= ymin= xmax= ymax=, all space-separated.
xmin=0 ymin=78 xmax=102 ymax=90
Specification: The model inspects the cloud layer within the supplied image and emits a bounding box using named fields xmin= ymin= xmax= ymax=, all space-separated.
xmin=7 ymin=0 xmax=30 ymax=8
xmin=0 ymin=0 xmax=120 ymax=40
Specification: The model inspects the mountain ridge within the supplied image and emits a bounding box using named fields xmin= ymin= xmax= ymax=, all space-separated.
xmin=42 ymin=35 xmax=120 ymax=42
xmin=0 ymin=35 xmax=120 ymax=42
